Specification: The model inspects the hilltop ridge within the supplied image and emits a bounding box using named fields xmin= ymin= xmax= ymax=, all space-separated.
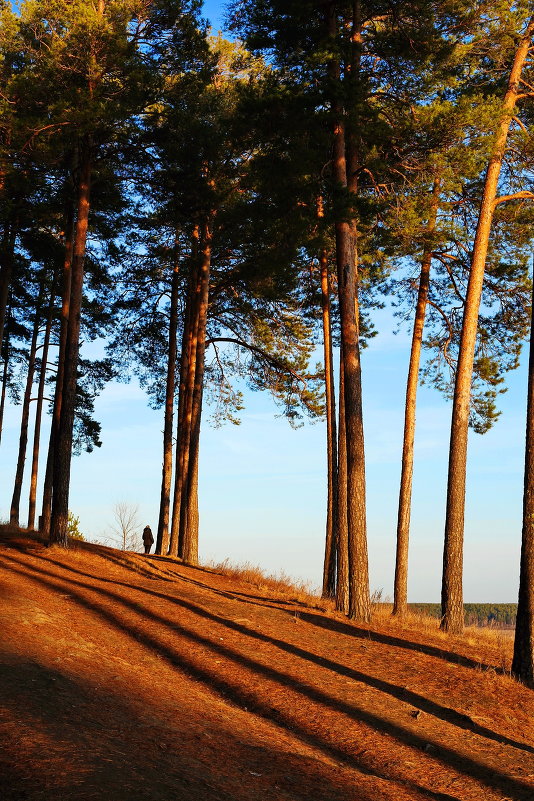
xmin=0 ymin=528 xmax=533 ymax=801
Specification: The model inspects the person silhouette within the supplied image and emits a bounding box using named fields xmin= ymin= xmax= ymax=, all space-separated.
xmin=142 ymin=525 xmax=154 ymax=554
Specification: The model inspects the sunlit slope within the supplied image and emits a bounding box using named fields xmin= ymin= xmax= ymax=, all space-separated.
xmin=0 ymin=529 xmax=533 ymax=801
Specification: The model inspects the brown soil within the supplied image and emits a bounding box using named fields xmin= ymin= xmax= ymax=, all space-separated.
xmin=0 ymin=527 xmax=533 ymax=801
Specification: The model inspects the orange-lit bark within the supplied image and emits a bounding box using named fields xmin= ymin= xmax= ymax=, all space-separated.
xmin=327 ymin=2 xmax=370 ymax=622
xmin=393 ymin=177 xmax=440 ymax=616
xmin=442 ymin=17 xmax=534 ymax=633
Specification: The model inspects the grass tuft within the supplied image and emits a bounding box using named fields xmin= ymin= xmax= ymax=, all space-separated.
xmin=205 ymin=558 xmax=324 ymax=607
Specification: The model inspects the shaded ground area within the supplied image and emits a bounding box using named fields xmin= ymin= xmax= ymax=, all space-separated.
xmin=0 ymin=528 xmax=533 ymax=801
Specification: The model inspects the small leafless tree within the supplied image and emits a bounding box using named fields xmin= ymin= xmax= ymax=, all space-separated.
xmin=111 ymin=502 xmax=141 ymax=551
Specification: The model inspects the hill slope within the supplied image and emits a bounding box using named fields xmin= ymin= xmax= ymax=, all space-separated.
xmin=0 ymin=529 xmax=533 ymax=801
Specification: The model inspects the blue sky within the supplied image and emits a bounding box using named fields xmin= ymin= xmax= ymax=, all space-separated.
xmin=203 ymin=0 xmax=227 ymax=32
xmin=0 ymin=299 xmax=527 ymax=602
xmin=0 ymin=0 xmax=527 ymax=602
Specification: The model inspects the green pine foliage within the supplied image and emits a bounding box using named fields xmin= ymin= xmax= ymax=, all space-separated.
xmin=67 ymin=511 xmax=84 ymax=541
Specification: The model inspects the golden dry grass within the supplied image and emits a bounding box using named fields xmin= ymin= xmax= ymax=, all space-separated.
xmin=205 ymin=557 xmax=326 ymax=607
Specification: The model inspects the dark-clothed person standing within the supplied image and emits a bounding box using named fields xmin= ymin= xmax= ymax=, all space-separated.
xmin=142 ymin=525 xmax=154 ymax=554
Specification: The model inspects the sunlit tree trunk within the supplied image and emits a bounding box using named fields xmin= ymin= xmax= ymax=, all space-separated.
xmin=183 ymin=379 xmax=203 ymax=565
xmin=156 ymin=246 xmax=180 ymax=555
xmin=327 ymin=2 xmax=370 ymax=622
xmin=393 ymin=177 xmax=440 ymax=616
xmin=180 ymin=215 xmax=213 ymax=565
xmin=28 ymin=285 xmax=56 ymax=529
xmin=512 ymin=273 xmax=534 ymax=687
xmin=336 ymin=349 xmax=349 ymax=613
xmin=169 ymin=226 xmax=200 ymax=556
xmin=442 ymin=17 xmax=534 ymax=633
xmin=320 ymin=248 xmax=338 ymax=599
xmin=50 ymin=144 xmax=92 ymax=546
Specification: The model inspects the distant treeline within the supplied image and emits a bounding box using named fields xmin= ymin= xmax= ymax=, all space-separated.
xmin=408 ymin=604 xmax=517 ymax=627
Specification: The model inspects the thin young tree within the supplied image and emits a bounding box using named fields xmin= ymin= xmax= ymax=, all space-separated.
xmin=393 ymin=176 xmax=441 ymax=616
xmin=10 ymin=280 xmax=46 ymax=525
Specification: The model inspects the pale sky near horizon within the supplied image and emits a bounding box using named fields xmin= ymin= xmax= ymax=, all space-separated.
xmin=0 ymin=297 xmax=527 ymax=602
xmin=0 ymin=0 xmax=528 ymax=603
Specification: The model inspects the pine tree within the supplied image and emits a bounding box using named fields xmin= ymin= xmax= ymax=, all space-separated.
xmin=442 ymin=11 xmax=534 ymax=633
xmin=512 ymin=268 xmax=534 ymax=688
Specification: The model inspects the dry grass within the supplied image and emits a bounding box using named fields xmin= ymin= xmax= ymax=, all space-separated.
xmin=204 ymin=561 xmax=515 ymax=667
xmin=205 ymin=558 xmax=326 ymax=607
xmin=371 ymin=602 xmax=514 ymax=674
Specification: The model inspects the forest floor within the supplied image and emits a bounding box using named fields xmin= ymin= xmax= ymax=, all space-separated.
xmin=0 ymin=527 xmax=533 ymax=801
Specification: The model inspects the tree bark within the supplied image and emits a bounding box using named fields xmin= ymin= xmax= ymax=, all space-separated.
xmin=441 ymin=17 xmax=534 ymax=633
xmin=320 ymin=249 xmax=339 ymax=599
xmin=0 ymin=220 xmax=15 ymax=355
xmin=180 ymin=215 xmax=213 ymax=565
xmin=183 ymin=378 xmax=203 ymax=565
xmin=0 ymin=313 xmax=10 ymax=446
xmin=41 ymin=201 xmax=75 ymax=536
xmin=50 ymin=144 xmax=92 ymax=546
xmin=327 ymin=2 xmax=370 ymax=622
xmin=28 ymin=285 xmax=56 ymax=529
xmin=336 ymin=347 xmax=349 ymax=613
xmin=156 ymin=246 xmax=180 ymax=555
xmin=10 ymin=284 xmax=44 ymax=525
xmin=168 ymin=226 xmax=200 ymax=556
xmin=393 ymin=177 xmax=440 ymax=616
xmin=511 ymin=272 xmax=534 ymax=687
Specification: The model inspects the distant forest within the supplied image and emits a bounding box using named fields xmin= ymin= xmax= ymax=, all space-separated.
xmin=409 ymin=604 xmax=518 ymax=627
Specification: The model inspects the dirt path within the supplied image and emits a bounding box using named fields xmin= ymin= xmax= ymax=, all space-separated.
xmin=0 ymin=531 xmax=533 ymax=801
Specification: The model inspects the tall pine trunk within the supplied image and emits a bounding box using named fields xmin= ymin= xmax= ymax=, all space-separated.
xmin=156 ymin=249 xmax=180 ymax=555
xmin=441 ymin=17 xmax=534 ymax=633
xmin=183 ymin=379 xmax=203 ymax=565
xmin=179 ymin=216 xmax=213 ymax=565
xmin=511 ymin=273 xmax=534 ymax=687
xmin=41 ymin=201 xmax=75 ymax=536
xmin=50 ymin=144 xmax=92 ymax=546
xmin=0 ymin=221 xmax=15 ymax=354
xmin=28 ymin=285 xmax=56 ymax=529
xmin=320 ymin=249 xmax=338 ymax=599
xmin=168 ymin=227 xmax=200 ymax=556
xmin=327 ymin=2 xmax=370 ymax=622
xmin=393 ymin=177 xmax=440 ymax=616
xmin=0 ymin=315 xmax=10 ymax=446
xmin=336 ymin=350 xmax=349 ymax=613
xmin=10 ymin=285 xmax=44 ymax=525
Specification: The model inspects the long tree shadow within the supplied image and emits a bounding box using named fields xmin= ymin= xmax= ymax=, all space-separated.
xmin=298 ymin=610 xmax=503 ymax=673
xmin=81 ymin=541 xmax=323 ymax=609
xmin=2 ymin=554 xmax=534 ymax=801
xmin=80 ymin=543 xmax=504 ymax=675
xmin=20 ymin=549 xmax=534 ymax=756
xmin=0 ymin=557 xmax=461 ymax=801
xmin=0 ymin=656 xmax=364 ymax=801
